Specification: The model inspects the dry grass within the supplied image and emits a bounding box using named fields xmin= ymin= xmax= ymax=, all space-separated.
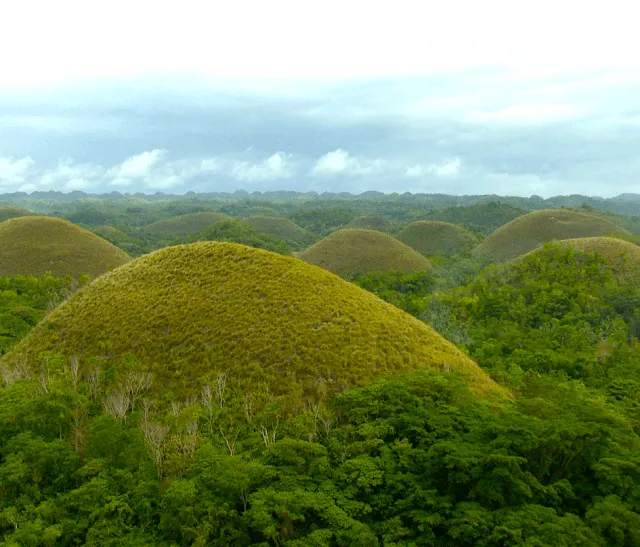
xmin=473 ymin=209 xmax=629 ymax=262
xmin=299 ymin=228 xmax=432 ymax=277
xmin=1 ymin=242 xmax=504 ymax=402
xmin=246 ymin=215 xmax=314 ymax=246
xmin=0 ymin=216 xmax=132 ymax=278
xmin=142 ymin=212 xmax=229 ymax=237
xmin=538 ymin=237 xmax=640 ymax=280
xmin=397 ymin=221 xmax=479 ymax=256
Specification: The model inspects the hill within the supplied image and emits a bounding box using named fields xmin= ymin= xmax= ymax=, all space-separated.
xmin=93 ymin=225 xmax=135 ymax=245
xmin=0 ymin=206 xmax=32 ymax=222
xmin=423 ymin=201 xmax=528 ymax=234
xmin=142 ymin=211 xmax=229 ymax=238
xmin=245 ymin=215 xmax=315 ymax=248
xmin=473 ymin=209 xmax=629 ymax=262
xmin=548 ymin=237 xmax=640 ymax=280
xmin=0 ymin=216 xmax=132 ymax=278
xmin=345 ymin=215 xmax=395 ymax=233
xmin=397 ymin=221 xmax=479 ymax=256
xmin=1 ymin=242 xmax=502 ymax=402
xmin=299 ymin=229 xmax=432 ymax=277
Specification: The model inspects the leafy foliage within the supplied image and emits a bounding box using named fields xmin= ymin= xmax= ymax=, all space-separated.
xmin=0 ymin=206 xmax=32 ymax=223
xmin=142 ymin=211 xmax=230 ymax=238
xmin=0 ymin=275 xmax=87 ymax=355
xmin=425 ymin=244 xmax=640 ymax=388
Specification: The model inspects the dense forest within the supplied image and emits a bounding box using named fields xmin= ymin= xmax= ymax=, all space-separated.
xmin=1 ymin=192 xmax=640 ymax=546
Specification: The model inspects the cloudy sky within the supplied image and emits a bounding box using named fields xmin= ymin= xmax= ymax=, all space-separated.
xmin=1 ymin=0 xmax=639 ymax=198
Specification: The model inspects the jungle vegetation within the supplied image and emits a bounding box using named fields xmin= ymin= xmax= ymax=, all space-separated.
xmin=1 ymin=192 xmax=640 ymax=546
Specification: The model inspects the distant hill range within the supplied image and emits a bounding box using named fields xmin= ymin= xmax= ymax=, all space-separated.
xmin=2 ymin=190 xmax=640 ymax=216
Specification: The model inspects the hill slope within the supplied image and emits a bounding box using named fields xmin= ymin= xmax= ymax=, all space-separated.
xmin=1 ymin=242 xmax=501 ymax=401
xmin=0 ymin=216 xmax=132 ymax=278
xmin=549 ymin=237 xmax=640 ymax=279
xmin=246 ymin=215 xmax=314 ymax=247
xmin=142 ymin=212 xmax=229 ymax=238
xmin=397 ymin=221 xmax=479 ymax=256
xmin=299 ymin=229 xmax=432 ymax=277
xmin=473 ymin=209 xmax=629 ymax=262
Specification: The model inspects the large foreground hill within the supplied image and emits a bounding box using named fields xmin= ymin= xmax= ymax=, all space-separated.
xmin=1 ymin=242 xmax=501 ymax=401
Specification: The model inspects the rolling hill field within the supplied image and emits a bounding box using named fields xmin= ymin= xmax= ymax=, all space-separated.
xmin=0 ymin=242 xmax=501 ymax=402
xmin=0 ymin=216 xmax=132 ymax=278
xmin=299 ymin=228 xmax=432 ymax=277
xmin=473 ymin=209 xmax=629 ymax=262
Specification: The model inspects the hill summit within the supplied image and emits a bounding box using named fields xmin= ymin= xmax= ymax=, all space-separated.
xmin=473 ymin=209 xmax=628 ymax=262
xmin=0 ymin=216 xmax=131 ymax=278
xmin=299 ymin=228 xmax=431 ymax=277
xmin=1 ymin=242 xmax=501 ymax=402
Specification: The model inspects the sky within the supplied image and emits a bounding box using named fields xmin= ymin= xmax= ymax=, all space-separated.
xmin=1 ymin=0 xmax=639 ymax=198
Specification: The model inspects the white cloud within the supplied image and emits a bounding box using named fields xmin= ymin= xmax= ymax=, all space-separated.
xmin=41 ymin=158 xmax=105 ymax=187
xmin=0 ymin=156 xmax=35 ymax=183
xmin=231 ymin=152 xmax=294 ymax=181
xmin=108 ymin=149 xmax=167 ymax=186
xmin=310 ymin=149 xmax=383 ymax=177
xmin=406 ymin=157 xmax=462 ymax=178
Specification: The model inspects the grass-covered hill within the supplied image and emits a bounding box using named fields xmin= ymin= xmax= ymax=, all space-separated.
xmin=473 ymin=209 xmax=629 ymax=262
xmin=422 ymin=201 xmax=528 ymax=234
xmin=142 ymin=211 xmax=229 ymax=238
xmin=0 ymin=216 xmax=132 ymax=278
xmin=397 ymin=220 xmax=479 ymax=256
xmin=93 ymin=225 xmax=135 ymax=246
xmin=299 ymin=228 xmax=432 ymax=277
xmin=345 ymin=215 xmax=395 ymax=233
xmin=550 ymin=237 xmax=640 ymax=279
xmin=0 ymin=205 xmax=33 ymax=222
xmin=1 ymin=242 xmax=501 ymax=402
xmin=245 ymin=215 xmax=315 ymax=248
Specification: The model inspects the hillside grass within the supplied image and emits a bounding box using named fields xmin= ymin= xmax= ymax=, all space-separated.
xmin=345 ymin=215 xmax=395 ymax=233
xmin=1 ymin=242 xmax=504 ymax=403
xmin=541 ymin=237 xmax=640 ymax=281
xmin=0 ymin=216 xmax=132 ymax=278
xmin=397 ymin=221 xmax=479 ymax=256
xmin=0 ymin=206 xmax=33 ymax=222
xmin=93 ymin=225 xmax=135 ymax=244
xmin=246 ymin=215 xmax=315 ymax=247
xmin=473 ymin=209 xmax=629 ymax=262
xmin=299 ymin=228 xmax=432 ymax=277
xmin=142 ymin=212 xmax=229 ymax=237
